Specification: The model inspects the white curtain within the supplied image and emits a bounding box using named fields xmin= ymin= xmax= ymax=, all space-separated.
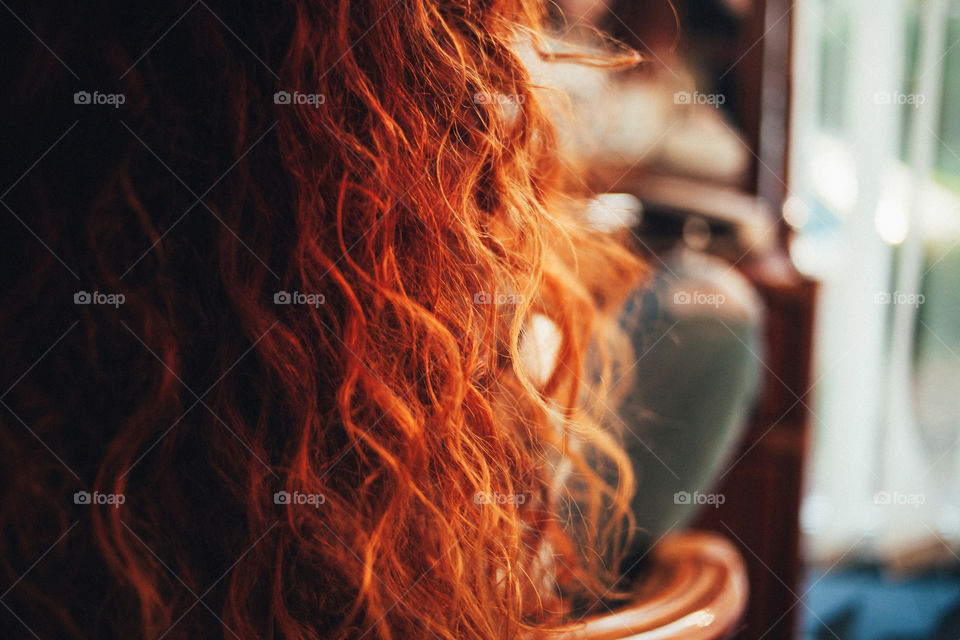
xmin=790 ymin=0 xmax=960 ymax=569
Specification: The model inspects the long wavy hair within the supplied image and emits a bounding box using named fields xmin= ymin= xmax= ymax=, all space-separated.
xmin=0 ymin=1 xmax=645 ymax=638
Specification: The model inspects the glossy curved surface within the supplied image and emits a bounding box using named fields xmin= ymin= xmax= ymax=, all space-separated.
xmin=541 ymin=531 xmax=748 ymax=640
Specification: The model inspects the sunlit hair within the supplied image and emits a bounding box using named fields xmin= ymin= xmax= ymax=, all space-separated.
xmin=0 ymin=1 xmax=645 ymax=638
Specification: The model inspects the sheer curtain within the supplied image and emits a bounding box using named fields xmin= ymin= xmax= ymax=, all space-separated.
xmin=789 ymin=0 xmax=960 ymax=569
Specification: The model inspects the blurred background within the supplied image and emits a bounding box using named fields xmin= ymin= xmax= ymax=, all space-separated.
xmin=540 ymin=0 xmax=960 ymax=637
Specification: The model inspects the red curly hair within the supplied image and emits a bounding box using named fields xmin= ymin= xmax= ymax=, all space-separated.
xmin=0 ymin=1 xmax=645 ymax=638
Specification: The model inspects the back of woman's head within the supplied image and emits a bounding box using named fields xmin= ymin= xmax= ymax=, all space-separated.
xmin=0 ymin=1 xmax=644 ymax=638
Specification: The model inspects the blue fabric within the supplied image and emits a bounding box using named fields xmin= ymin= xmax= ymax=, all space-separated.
xmin=803 ymin=567 xmax=960 ymax=639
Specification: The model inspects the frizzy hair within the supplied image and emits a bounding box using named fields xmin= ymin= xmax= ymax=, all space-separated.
xmin=0 ymin=1 xmax=646 ymax=638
